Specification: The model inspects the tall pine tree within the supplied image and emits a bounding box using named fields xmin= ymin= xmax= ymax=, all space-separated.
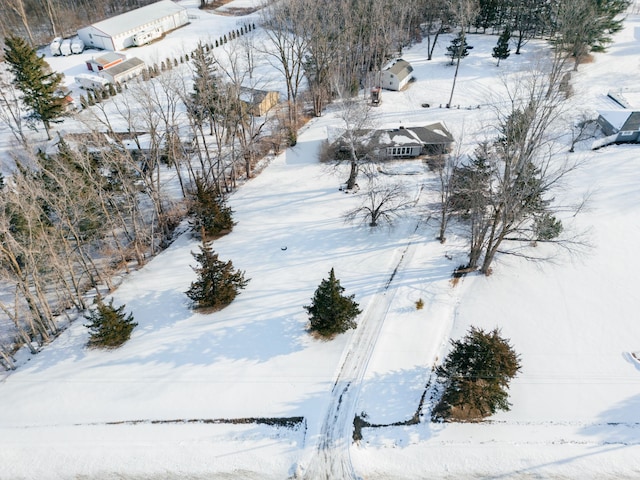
xmin=190 ymin=42 xmax=222 ymax=136
xmin=4 ymin=35 xmax=67 ymax=140
xmin=492 ymin=27 xmax=511 ymax=66
xmin=304 ymin=268 xmax=361 ymax=337
xmin=186 ymin=242 xmax=249 ymax=311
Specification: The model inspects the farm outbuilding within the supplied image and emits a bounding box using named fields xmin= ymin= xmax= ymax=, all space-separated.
xmin=77 ymin=0 xmax=189 ymax=51
xmin=86 ymin=52 xmax=127 ymax=71
xmin=239 ymin=88 xmax=280 ymax=117
xmin=380 ymin=59 xmax=414 ymax=91
xmin=98 ymin=57 xmax=146 ymax=84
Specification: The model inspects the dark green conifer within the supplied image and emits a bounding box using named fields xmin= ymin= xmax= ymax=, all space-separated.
xmin=85 ymin=299 xmax=137 ymax=349
xmin=3 ymin=35 xmax=67 ymax=140
xmin=446 ymin=31 xmax=471 ymax=66
xmin=492 ymin=27 xmax=511 ymax=66
xmin=432 ymin=327 xmax=521 ymax=422
xmin=185 ymin=242 xmax=249 ymax=311
xmin=189 ymin=176 xmax=234 ymax=240
xmin=304 ymin=268 xmax=361 ymax=337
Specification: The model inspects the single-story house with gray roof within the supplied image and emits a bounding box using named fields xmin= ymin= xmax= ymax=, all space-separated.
xmin=333 ymin=123 xmax=454 ymax=160
xmin=372 ymin=123 xmax=454 ymax=157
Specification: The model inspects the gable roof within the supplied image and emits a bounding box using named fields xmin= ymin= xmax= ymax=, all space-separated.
xmin=384 ymin=59 xmax=413 ymax=79
xmin=622 ymin=112 xmax=640 ymax=131
xmin=102 ymin=57 xmax=145 ymax=77
xmin=599 ymin=110 xmax=640 ymax=132
xmin=88 ymin=0 xmax=186 ymax=37
xmin=374 ymin=123 xmax=454 ymax=148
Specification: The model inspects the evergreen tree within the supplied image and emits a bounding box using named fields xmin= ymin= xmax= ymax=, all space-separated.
xmin=492 ymin=27 xmax=511 ymax=66
xmin=3 ymin=35 xmax=67 ymax=140
xmin=304 ymin=268 xmax=361 ymax=337
xmin=188 ymin=176 xmax=235 ymax=240
xmin=190 ymin=42 xmax=222 ymax=136
xmin=446 ymin=31 xmax=471 ymax=66
xmin=85 ymin=299 xmax=137 ymax=349
xmin=185 ymin=242 xmax=249 ymax=311
xmin=432 ymin=327 xmax=521 ymax=422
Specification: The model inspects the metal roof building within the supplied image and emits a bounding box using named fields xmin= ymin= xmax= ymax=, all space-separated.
xmin=98 ymin=57 xmax=146 ymax=84
xmin=77 ymin=0 xmax=189 ymax=51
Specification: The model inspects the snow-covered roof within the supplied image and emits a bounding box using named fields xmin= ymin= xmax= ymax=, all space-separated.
xmin=383 ymin=59 xmax=414 ymax=79
xmin=103 ymin=57 xmax=145 ymax=77
xmin=375 ymin=123 xmax=454 ymax=147
xmin=86 ymin=0 xmax=186 ymax=37
xmin=598 ymin=110 xmax=633 ymax=130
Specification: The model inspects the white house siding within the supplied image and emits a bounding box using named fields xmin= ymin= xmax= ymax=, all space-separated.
xmin=77 ymin=0 xmax=188 ymax=51
xmin=380 ymin=59 xmax=413 ymax=91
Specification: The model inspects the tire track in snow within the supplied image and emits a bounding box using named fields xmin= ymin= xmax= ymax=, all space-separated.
xmin=301 ymin=223 xmax=422 ymax=480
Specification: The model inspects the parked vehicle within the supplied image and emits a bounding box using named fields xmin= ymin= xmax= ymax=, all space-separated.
xmin=132 ymin=27 xmax=162 ymax=47
xmin=50 ymin=37 xmax=62 ymax=56
xmin=71 ymin=37 xmax=85 ymax=54
xmin=60 ymin=39 xmax=72 ymax=56
xmin=75 ymin=74 xmax=110 ymax=90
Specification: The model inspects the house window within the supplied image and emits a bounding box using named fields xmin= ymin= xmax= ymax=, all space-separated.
xmin=620 ymin=130 xmax=635 ymax=136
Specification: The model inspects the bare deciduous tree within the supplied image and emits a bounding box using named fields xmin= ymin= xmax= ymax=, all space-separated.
xmin=345 ymin=179 xmax=414 ymax=227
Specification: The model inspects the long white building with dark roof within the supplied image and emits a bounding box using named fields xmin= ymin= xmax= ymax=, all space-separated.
xmin=77 ymin=0 xmax=189 ymax=51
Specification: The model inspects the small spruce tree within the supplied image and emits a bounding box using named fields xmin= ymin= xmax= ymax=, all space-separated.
xmin=186 ymin=242 xmax=249 ymax=311
xmin=492 ymin=27 xmax=511 ymax=66
xmin=446 ymin=31 xmax=471 ymax=66
xmin=188 ymin=176 xmax=235 ymax=239
xmin=85 ymin=299 xmax=137 ymax=349
xmin=432 ymin=327 xmax=521 ymax=422
xmin=304 ymin=268 xmax=361 ymax=337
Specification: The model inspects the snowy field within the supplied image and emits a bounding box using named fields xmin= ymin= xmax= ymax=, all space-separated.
xmin=2 ymin=0 xmax=640 ymax=479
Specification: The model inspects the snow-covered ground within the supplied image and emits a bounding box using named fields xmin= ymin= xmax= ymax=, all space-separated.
xmin=2 ymin=0 xmax=640 ymax=479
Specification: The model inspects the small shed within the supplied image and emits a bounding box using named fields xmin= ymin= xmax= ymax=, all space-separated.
xmin=98 ymin=57 xmax=146 ymax=84
xmin=239 ymin=88 xmax=280 ymax=116
xmin=77 ymin=0 xmax=189 ymax=51
xmin=380 ymin=59 xmax=414 ymax=91
xmin=597 ymin=110 xmax=640 ymax=143
xmin=86 ymin=52 xmax=127 ymax=72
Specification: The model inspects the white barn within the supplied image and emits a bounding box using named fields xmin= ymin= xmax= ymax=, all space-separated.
xmin=77 ymin=0 xmax=189 ymax=51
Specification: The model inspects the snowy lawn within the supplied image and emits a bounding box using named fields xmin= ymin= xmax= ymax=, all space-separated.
xmin=2 ymin=0 xmax=640 ymax=479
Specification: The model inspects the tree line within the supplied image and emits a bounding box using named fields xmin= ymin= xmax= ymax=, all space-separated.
xmin=0 ymin=33 xmax=288 ymax=368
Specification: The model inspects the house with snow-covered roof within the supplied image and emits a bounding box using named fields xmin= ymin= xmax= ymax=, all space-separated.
xmin=596 ymin=110 xmax=640 ymax=144
xmin=372 ymin=123 xmax=454 ymax=157
xmin=332 ymin=123 xmax=454 ymax=160
xmin=77 ymin=0 xmax=189 ymax=51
